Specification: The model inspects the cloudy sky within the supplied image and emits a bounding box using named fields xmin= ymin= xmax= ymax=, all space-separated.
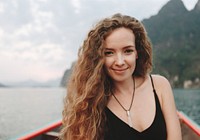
xmin=0 ymin=0 xmax=198 ymax=84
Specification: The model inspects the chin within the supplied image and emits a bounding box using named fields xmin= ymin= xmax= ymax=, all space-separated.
xmin=110 ymin=76 xmax=130 ymax=83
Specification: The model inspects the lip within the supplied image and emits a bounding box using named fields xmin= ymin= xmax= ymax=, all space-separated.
xmin=112 ymin=68 xmax=127 ymax=71
xmin=112 ymin=68 xmax=128 ymax=73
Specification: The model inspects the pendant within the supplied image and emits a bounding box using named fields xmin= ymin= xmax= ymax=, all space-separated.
xmin=126 ymin=110 xmax=133 ymax=127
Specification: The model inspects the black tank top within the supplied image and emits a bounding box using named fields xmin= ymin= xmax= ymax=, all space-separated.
xmin=104 ymin=75 xmax=167 ymax=140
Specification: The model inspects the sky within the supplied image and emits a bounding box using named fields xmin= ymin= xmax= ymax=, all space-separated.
xmin=0 ymin=0 xmax=198 ymax=84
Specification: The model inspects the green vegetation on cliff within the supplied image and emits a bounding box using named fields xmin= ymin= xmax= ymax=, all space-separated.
xmin=142 ymin=0 xmax=200 ymax=88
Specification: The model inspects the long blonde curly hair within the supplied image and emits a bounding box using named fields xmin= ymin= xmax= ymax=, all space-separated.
xmin=60 ymin=13 xmax=152 ymax=140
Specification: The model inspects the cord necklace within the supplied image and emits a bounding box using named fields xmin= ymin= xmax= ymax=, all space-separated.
xmin=112 ymin=77 xmax=135 ymax=127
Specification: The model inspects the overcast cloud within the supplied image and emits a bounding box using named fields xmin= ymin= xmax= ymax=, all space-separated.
xmin=0 ymin=0 xmax=198 ymax=83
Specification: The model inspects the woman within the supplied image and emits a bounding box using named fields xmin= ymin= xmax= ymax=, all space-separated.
xmin=60 ymin=13 xmax=182 ymax=140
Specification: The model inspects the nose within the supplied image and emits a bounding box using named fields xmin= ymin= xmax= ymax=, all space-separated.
xmin=115 ymin=53 xmax=125 ymax=66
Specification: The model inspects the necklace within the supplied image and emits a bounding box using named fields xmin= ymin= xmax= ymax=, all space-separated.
xmin=112 ymin=77 xmax=135 ymax=127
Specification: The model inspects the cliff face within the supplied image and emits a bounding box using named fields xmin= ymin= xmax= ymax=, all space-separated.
xmin=142 ymin=0 xmax=200 ymax=88
xmin=60 ymin=62 xmax=75 ymax=87
xmin=60 ymin=68 xmax=73 ymax=87
xmin=194 ymin=0 xmax=200 ymax=11
xmin=158 ymin=0 xmax=187 ymax=16
xmin=143 ymin=0 xmax=189 ymax=45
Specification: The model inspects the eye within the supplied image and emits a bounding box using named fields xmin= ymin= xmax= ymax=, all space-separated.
xmin=124 ymin=49 xmax=134 ymax=54
xmin=104 ymin=51 xmax=114 ymax=56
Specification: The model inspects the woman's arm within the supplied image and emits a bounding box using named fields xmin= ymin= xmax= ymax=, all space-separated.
xmin=155 ymin=75 xmax=182 ymax=140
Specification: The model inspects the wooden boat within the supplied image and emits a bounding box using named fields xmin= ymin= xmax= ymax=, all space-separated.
xmin=178 ymin=111 xmax=200 ymax=140
xmin=16 ymin=111 xmax=200 ymax=140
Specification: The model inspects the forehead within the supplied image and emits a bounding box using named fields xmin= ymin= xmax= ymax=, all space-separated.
xmin=105 ymin=27 xmax=135 ymax=48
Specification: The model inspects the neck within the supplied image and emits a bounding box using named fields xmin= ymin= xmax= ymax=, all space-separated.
xmin=114 ymin=77 xmax=134 ymax=95
xmin=134 ymin=75 xmax=147 ymax=89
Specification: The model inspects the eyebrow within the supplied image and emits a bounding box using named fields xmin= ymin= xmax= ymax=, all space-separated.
xmin=123 ymin=45 xmax=135 ymax=49
xmin=105 ymin=45 xmax=135 ymax=50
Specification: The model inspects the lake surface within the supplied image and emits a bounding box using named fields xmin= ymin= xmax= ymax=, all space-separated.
xmin=174 ymin=89 xmax=200 ymax=125
xmin=0 ymin=88 xmax=66 ymax=140
xmin=0 ymin=88 xmax=199 ymax=140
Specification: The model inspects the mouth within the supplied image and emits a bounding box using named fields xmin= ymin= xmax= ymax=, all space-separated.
xmin=112 ymin=68 xmax=128 ymax=73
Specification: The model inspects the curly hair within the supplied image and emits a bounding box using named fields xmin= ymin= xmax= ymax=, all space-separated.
xmin=60 ymin=13 xmax=152 ymax=140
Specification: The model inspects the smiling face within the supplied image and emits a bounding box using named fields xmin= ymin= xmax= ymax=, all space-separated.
xmin=104 ymin=27 xmax=137 ymax=83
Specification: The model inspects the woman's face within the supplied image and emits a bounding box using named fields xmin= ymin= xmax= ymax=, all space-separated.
xmin=104 ymin=27 xmax=137 ymax=83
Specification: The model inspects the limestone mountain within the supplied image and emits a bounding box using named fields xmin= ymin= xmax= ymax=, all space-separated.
xmin=142 ymin=0 xmax=200 ymax=88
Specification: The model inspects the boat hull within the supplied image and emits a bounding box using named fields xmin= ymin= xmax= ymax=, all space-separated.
xmin=16 ymin=111 xmax=200 ymax=140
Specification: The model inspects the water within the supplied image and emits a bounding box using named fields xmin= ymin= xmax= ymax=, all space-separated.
xmin=174 ymin=89 xmax=200 ymax=125
xmin=0 ymin=88 xmax=199 ymax=140
xmin=0 ymin=88 xmax=66 ymax=140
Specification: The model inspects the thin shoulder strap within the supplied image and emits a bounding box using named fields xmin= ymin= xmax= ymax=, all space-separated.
xmin=150 ymin=75 xmax=156 ymax=92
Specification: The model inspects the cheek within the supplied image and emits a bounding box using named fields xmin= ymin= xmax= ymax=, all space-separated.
xmin=126 ymin=55 xmax=137 ymax=65
xmin=104 ymin=57 xmax=113 ymax=69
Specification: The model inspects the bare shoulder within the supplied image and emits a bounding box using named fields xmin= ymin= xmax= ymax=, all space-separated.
xmin=151 ymin=74 xmax=171 ymax=89
xmin=151 ymin=74 xmax=169 ymax=82
xmin=151 ymin=74 xmax=182 ymax=139
xmin=150 ymin=74 xmax=173 ymax=106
